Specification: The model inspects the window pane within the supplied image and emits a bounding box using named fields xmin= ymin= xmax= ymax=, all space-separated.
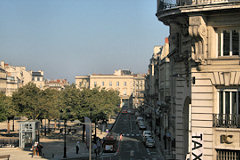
xmin=232 ymin=92 xmax=237 ymax=114
xmin=219 ymin=91 xmax=223 ymax=114
xmin=232 ymin=30 xmax=239 ymax=55
xmin=225 ymin=91 xmax=230 ymax=114
xmin=239 ymin=92 xmax=240 ymax=114
xmin=218 ymin=32 xmax=222 ymax=56
xmin=223 ymin=30 xmax=230 ymax=56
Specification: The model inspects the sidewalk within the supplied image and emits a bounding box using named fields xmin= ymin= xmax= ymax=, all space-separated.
xmin=144 ymin=117 xmax=165 ymax=160
xmin=0 ymin=118 xmax=117 ymax=160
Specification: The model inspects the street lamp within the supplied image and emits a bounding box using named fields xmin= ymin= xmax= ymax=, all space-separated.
xmin=60 ymin=109 xmax=67 ymax=158
xmin=82 ymin=120 xmax=92 ymax=160
xmin=63 ymin=119 xmax=67 ymax=158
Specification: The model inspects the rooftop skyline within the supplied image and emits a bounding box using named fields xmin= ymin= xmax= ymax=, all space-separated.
xmin=0 ymin=0 xmax=169 ymax=83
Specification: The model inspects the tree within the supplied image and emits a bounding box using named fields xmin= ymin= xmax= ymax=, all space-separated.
xmin=12 ymin=82 xmax=43 ymax=120
xmin=0 ymin=93 xmax=8 ymax=122
xmin=60 ymin=84 xmax=82 ymax=121
xmin=41 ymin=88 xmax=61 ymax=134
xmin=0 ymin=93 xmax=17 ymax=134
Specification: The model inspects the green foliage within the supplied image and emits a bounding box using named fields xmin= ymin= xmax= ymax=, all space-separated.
xmin=12 ymin=82 xmax=42 ymax=120
xmin=10 ymin=82 xmax=121 ymax=122
xmin=0 ymin=93 xmax=8 ymax=122
xmin=0 ymin=93 xmax=16 ymax=122
xmin=41 ymin=88 xmax=61 ymax=120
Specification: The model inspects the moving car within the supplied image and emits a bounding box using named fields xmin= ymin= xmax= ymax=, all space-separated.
xmin=122 ymin=110 xmax=128 ymax=113
xmin=127 ymin=109 xmax=134 ymax=114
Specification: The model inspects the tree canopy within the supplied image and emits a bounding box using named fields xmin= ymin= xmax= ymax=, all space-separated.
xmin=10 ymin=83 xmax=120 ymax=122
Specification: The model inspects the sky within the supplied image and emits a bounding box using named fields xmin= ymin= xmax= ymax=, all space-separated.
xmin=0 ymin=0 xmax=169 ymax=83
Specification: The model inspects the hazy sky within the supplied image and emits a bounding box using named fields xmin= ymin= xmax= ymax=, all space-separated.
xmin=0 ymin=0 xmax=169 ymax=83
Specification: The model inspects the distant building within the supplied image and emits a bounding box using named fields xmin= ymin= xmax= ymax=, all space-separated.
xmin=0 ymin=67 xmax=7 ymax=94
xmin=75 ymin=69 xmax=145 ymax=108
xmin=44 ymin=79 xmax=70 ymax=91
xmin=0 ymin=61 xmax=45 ymax=96
xmin=32 ymin=71 xmax=44 ymax=89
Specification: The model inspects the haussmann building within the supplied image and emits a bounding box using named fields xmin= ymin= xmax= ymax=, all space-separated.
xmin=155 ymin=0 xmax=240 ymax=159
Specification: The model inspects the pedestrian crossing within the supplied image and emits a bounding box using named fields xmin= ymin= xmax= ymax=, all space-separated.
xmin=122 ymin=133 xmax=140 ymax=137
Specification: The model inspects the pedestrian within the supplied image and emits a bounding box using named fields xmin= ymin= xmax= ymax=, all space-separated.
xmin=32 ymin=142 xmax=38 ymax=157
xmin=76 ymin=141 xmax=80 ymax=154
xmin=120 ymin=132 xmax=123 ymax=141
xmin=37 ymin=143 xmax=43 ymax=156
xmin=93 ymin=143 xmax=97 ymax=157
xmin=97 ymin=139 xmax=101 ymax=155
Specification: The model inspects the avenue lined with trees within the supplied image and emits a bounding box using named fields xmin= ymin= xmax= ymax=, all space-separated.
xmin=0 ymin=82 xmax=121 ymax=134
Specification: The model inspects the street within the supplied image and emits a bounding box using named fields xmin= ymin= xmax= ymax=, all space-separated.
xmin=99 ymin=107 xmax=163 ymax=160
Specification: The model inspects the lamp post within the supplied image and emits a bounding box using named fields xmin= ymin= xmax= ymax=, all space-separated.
xmin=63 ymin=119 xmax=67 ymax=158
xmin=83 ymin=119 xmax=92 ymax=160
xmin=60 ymin=109 xmax=67 ymax=158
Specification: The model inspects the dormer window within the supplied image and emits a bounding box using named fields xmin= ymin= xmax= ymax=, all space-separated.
xmin=218 ymin=29 xmax=240 ymax=56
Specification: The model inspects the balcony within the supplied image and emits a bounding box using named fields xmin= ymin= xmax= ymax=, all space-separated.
xmin=213 ymin=114 xmax=240 ymax=128
xmin=157 ymin=0 xmax=240 ymax=11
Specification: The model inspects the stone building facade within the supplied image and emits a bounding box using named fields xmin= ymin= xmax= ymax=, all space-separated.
xmin=0 ymin=61 xmax=45 ymax=96
xmin=0 ymin=67 xmax=7 ymax=94
xmin=155 ymin=0 xmax=240 ymax=159
xmin=44 ymin=79 xmax=70 ymax=91
xmin=145 ymin=39 xmax=172 ymax=158
xmin=75 ymin=70 xmax=145 ymax=108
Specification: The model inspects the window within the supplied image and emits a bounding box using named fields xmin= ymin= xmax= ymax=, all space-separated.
xmin=216 ymin=149 xmax=240 ymax=160
xmin=94 ymin=82 xmax=97 ymax=87
xmin=116 ymin=81 xmax=119 ymax=86
xmin=102 ymin=81 xmax=104 ymax=86
xmin=123 ymin=89 xmax=127 ymax=95
xmin=37 ymin=77 xmax=40 ymax=81
xmin=109 ymin=81 xmax=112 ymax=86
xmin=215 ymin=89 xmax=240 ymax=127
xmin=124 ymin=82 xmax=127 ymax=86
xmin=218 ymin=90 xmax=240 ymax=115
xmin=218 ymin=30 xmax=240 ymax=56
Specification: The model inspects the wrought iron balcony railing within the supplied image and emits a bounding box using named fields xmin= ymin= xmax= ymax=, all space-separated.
xmin=213 ymin=114 xmax=240 ymax=128
xmin=157 ymin=0 xmax=240 ymax=11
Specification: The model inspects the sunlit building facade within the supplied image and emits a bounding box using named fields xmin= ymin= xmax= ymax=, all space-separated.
xmin=0 ymin=61 xmax=45 ymax=96
xmin=156 ymin=0 xmax=240 ymax=159
xmin=75 ymin=70 xmax=145 ymax=108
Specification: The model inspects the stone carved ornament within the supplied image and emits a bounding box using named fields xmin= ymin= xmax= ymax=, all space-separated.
xmin=188 ymin=16 xmax=207 ymax=64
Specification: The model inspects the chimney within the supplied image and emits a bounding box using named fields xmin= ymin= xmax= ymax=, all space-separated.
xmin=165 ymin=37 xmax=169 ymax=44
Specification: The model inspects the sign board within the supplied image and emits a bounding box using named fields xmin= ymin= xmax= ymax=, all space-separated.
xmin=192 ymin=133 xmax=203 ymax=160
xmin=84 ymin=117 xmax=91 ymax=147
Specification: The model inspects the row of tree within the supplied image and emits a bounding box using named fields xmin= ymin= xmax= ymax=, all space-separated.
xmin=0 ymin=83 xmax=121 ymax=133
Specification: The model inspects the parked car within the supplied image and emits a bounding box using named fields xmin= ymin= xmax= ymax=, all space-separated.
xmin=136 ymin=116 xmax=144 ymax=123
xmin=143 ymin=130 xmax=152 ymax=137
xmin=143 ymin=133 xmax=153 ymax=142
xmin=145 ymin=138 xmax=155 ymax=148
xmin=139 ymin=124 xmax=146 ymax=130
xmin=136 ymin=116 xmax=143 ymax=121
